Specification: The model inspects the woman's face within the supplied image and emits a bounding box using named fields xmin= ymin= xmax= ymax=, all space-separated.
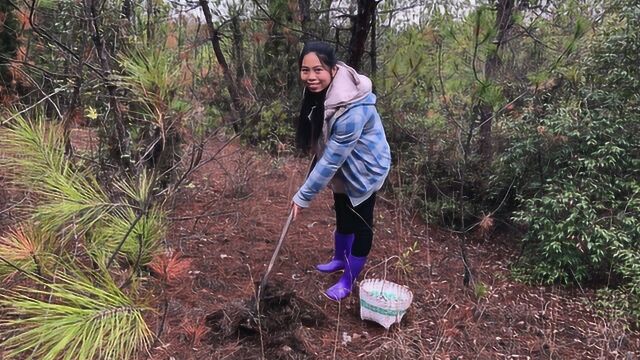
xmin=300 ymin=52 xmax=336 ymax=93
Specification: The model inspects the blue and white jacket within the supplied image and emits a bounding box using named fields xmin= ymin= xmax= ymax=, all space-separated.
xmin=293 ymin=62 xmax=391 ymax=208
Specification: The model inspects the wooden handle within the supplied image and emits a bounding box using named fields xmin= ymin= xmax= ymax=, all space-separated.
xmin=257 ymin=209 xmax=294 ymax=298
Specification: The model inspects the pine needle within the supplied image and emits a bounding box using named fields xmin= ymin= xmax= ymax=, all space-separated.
xmin=0 ymin=270 xmax=153 ymax=360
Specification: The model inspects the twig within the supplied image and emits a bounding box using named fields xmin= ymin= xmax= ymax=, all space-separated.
xmin=431 ymin=302 xmax=457 ymax=358
xmin=246 ymin=264 xmax=265 ymax=360
xmin=160 ymin=140 xmax=204 ymax=193
xmin=160 ymin=105 xmax=264 ymax=198
xmin=0 ymin=255 xmax=48 ymax=283
xmin=169 ymin=210 xmax=236 ymax=222
xmin=471 ymin=10 xmax=486 ymax=87
xmin=0 ymin=87 xmax=67 ymax=126
xmin=17 ymin=68 xmax=64 ymax=120
xmin=445 ymin=175 xmax=517 ymax=234
xmin=0 ymin=195 xmax=28 ymax=215
xmin=118 ymin=233 xmax=144 ymax=290
xmin=332 ymin=301 xmax=342 ymax=360
xmin=188 ymin=105 xmax=264 ymax=172
xmin=250 ymin=0 xmax=334 ymax=48
xmin=436 ymin=42 xmax=465 ymax=131
xmin=154 ymin=288 xmax=170 ymax=341
xmin=476 ymin=91 xmax=529 ymax=129
xmin=10 ymin=0 xmax=104 ymax=77
xmin=0 ymin=55 xmax=74 ymax=79
xmin=460 ymin=234 xmax=473 ymax=287
xmin=106 ymin=209 xmax=146 ymax=269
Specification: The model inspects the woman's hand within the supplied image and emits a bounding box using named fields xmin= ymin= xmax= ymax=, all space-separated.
xmin=291 ymin=203 xmax=303 ymax=221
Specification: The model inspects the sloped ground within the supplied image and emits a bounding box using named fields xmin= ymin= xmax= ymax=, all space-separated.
xmin=0 ymin=129 xmax=638 ymax=359
xmin=144 ymin=136 xmax=639 ymax=359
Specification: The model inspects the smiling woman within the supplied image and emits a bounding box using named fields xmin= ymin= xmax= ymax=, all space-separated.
xmin=290 ymin=41 xmax=391 ymax=302
xmin=294 ymin=42 xmax=338 ymax=154
xmin=300 ymin=52 xmax=336 ymax=93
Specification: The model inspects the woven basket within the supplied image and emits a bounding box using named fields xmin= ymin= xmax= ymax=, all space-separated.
xmin=359 ymin=279 xmax=413 ymax=329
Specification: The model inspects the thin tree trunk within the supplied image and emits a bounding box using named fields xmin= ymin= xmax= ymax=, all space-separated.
xmin=231 ymin=16 xmax=245 ymax=91
xmin=322 ymin=0 xmax=332 ymax=40
xmin=119 ymin=0 xmax=133 ymax=45
xmin=370 ymin=5 xmax=377 ymax=76
xmin=146 ymin=0 xmax=154 ymax=43
xmin=63 ymin=26 xmax=87 ymax=156
xmin=198 ymin=0 xmax=244 ymax=132
xmin=347 ymin=0 xmax=377 ymax=71
xmin=83 ymin=0 xmax=129 ymax=166
xmin=298 ymin=0 xmax=311 ymax=42
xmin=121 ymin=0 xmax=132 ymax=21
xmin=477 ymin=0 xmax=515 ymax=161
xmin=0 ymin=0 xmax=19 ymax=93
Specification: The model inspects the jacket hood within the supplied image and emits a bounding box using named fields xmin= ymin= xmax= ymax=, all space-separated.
xmin=324 ymin=61 xmax=372 ymax=112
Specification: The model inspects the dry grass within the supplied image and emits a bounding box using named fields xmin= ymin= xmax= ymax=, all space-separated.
xmin=148 ymin=249 xmax=192 ymax=286
xmin=180 ymin=319 xmax=209 ymax=347
xmin=0 ymin=226 xmax=38 ymax=259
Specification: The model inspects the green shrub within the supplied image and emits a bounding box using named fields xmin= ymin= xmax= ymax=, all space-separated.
xmin=251 ymin=99 xmax=296 ymax=153
xmin=504 ymin=0 xmax=639 ymax=312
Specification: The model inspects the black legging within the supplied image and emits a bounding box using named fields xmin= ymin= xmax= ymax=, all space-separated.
xmin=333 ymin=192 xmax=376 ymax=257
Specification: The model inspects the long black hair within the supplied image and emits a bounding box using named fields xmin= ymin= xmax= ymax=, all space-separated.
xmin=295 ymin=41 xmax=337 ymax=153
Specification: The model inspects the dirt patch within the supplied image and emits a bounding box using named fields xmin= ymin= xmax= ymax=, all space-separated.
xmin=205 ymin=281 xmax=326 ymax=359
xmin=147 ymin=137 xmax=639 ymax=359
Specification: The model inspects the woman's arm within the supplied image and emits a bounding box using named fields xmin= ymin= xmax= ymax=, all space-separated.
xmin=292 ymin=109 xmax=366 ymax=208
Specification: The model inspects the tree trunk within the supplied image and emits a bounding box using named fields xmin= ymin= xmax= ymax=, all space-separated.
xmin=298 ymin=0 xmax=310 ymax=42
xmin=198 ymin=0 xmax=244 ymax=132
xmin=146 ymin=0 xmax=154 ymax=42
xmin=83 ymin=0 xmax=130 ymax=167
xmin=121 ymin=0 xmax=132 ymax=21
xmin=0 ymin=0 xmax=19 ymax=96
xmin=322 ymin=0 xmax=332 ymax=40
xmin=63 ymin=25 xmax=87 ymax=156
xmin=347 ymin=0 xmax=377 ymax=71
xmin=477 ymin=0 xmax=515 ymax=162
xmin=370 ymin=5 xmax=377 ymax=76
xmin=231 ymin=16 xmax=245 ymax=92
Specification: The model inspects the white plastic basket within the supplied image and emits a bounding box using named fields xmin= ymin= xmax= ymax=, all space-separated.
xmin=359 ymin=278 xmax=413 ymax=329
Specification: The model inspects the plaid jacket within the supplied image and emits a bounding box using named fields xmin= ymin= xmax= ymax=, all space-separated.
xmin=293 ymin=92 xmax=391 ymax=207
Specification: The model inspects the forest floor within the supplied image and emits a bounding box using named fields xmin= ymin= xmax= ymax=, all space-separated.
xmin=1 ymin=128 xmax=639 ymax=359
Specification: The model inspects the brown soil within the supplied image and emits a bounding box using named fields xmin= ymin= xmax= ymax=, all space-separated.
xmin=1 ymin=129 xmax=639 ymax=359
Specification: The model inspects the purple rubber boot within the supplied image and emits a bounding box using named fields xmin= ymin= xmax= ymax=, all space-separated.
xmin=324 ymin=254 xmax=367 ymax=301
xmin=316 ymin=232 xmax=354 ymax=273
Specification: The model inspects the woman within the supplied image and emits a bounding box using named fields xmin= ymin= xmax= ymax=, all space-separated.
xmin=291 ymin=41 xmax=391 ymax=301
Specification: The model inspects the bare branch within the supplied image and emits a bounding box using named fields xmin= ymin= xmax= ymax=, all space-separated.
xmin=9 ymin=0 xmax=104 ymax=78
xmin=1 ymin=88 xmax=67 ymax=126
